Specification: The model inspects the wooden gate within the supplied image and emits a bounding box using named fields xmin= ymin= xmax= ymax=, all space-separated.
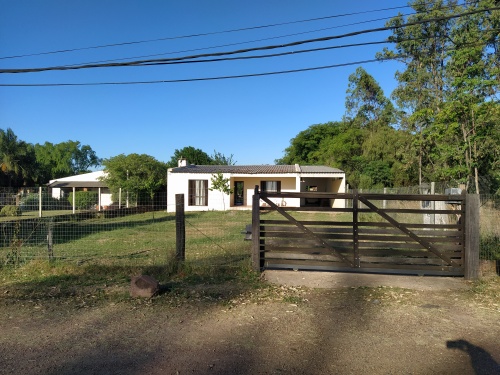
xmin=251 ymin=189 xmax=479 ymax=278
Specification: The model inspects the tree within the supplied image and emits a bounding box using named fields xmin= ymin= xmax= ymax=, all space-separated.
xmin=166 ymin=146 xmax=236 ymax=167
xmin=101 ymin=154 xmax=168 ymax=205
xmin=34 ymin=141 xmax=101 ymax=182
xmin=166 ymin=146 xmax=212 ymax=168
xmin=210 ymin=150 xmax=236 ymax=165
xmin=209 ymin=173 xmax=233 ymax=210
xmin=345 ymin=67 xmax=396 ymax=130
xmin=275 ymin=122 xmax=341 ymax=165
xmin=0 ymin=128 xmax=37 ymax=187
xmin=438 ymin=0 xmax=500 ymax=192
xmin=377 ymin=0 xmax=459 ymax=185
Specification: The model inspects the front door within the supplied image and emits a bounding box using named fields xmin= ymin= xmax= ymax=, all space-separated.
xmin=234 ymin=181 xmax=244 ymax=205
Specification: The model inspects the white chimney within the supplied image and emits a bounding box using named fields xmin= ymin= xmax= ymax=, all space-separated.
xmin=178 ymin=158 xmax=188 ymax=167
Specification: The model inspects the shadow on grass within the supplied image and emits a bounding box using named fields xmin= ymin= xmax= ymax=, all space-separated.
xmin=0 ymin=255 xmax=255 ymax=304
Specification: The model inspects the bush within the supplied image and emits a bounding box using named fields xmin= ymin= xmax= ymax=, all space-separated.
xmin=0 ymin=205 xmax=21 ymax=217
xmin=480 ymin=234 xmax=500 ymax=261
xmin=19 ymin=193 xmax=64 ymax=212
xmin=68 ymin=191 xmax=98 ymax=210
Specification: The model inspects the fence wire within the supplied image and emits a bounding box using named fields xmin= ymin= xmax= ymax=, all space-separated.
xmin=0 ymin=187 xmax=498 ymax=269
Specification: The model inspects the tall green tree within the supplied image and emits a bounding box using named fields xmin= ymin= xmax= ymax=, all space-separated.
xmin=34 ymin=141 xmax=101 ymax=182
xmin=166 ymin=146 xmax=212 ymax=168
xmin=345 ymin=67 xmax=396 ymax=130
xmin=275 ymin=122 xmax=341 ymax=165
xmin=439 ymin=0 xmax=500 ymax=192
xmin=101 ymin=154 xmax=168 ymax=204
xmin=377 ymin=0 xmax=459 ymax=184
xmin=0 ymin=128 xmax=37 ymax=187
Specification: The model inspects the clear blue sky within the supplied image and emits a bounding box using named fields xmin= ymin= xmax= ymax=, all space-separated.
xmin=0 ymin=0 xmax=408 ymax=166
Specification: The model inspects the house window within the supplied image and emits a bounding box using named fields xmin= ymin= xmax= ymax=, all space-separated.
xmin=188 ymin=180 xmax=208 ymax=206
xmin=261 ymin=180 xmax=281 ymax=193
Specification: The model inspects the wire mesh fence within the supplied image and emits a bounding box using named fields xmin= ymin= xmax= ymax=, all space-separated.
xmin=0 ymin=188 xmax=253 ymax=272
xmin=0 ymin=186 xmax=497 ymax=270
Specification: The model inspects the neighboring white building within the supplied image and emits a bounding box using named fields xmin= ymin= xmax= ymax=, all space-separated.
xmin=48 ymin=171 xmax=113 ymax=208
xmin=167 ymin=159 xmax=346 ymax=212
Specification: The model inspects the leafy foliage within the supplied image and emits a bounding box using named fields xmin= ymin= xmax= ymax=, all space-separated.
xmin=0 ymin=205 xmax=21 ymax=217
xmin=101 ymin=153 xmax=168 ymax=202
xmin=34 ymin=140 xmax=101 ymax=182
xmin=18 ymin=193 xmax=66 ymax=212
xmin=209 ymin=173 xmax=234 ymax=210
xmin=67 ymin=191 xmax=98 ymax=210
xmin=167 ymin=146 xmax=236 ymax=167
xmin=278 ymin=0 xmax=499 ymax=192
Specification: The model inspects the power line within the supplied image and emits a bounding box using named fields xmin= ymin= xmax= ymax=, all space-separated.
xmin=2 ymin=5 xmax=497 ymax=75
xmin=3 ymin=0 xmax=472 ymax=69
xmin=0 ymin=4 xmax=416 ymax=60
xmin=0 ymin=38 xmax=493 ymax=87
xmin=63 ymin=15 xmax=404 ymax=68
xmin=65 ymin=1 xmax=473 ymax=67
xmin=0 ymin=58 xmax=390 ymax=86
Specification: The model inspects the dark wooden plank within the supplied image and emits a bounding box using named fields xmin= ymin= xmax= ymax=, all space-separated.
xmin=175 ymin=194 xmax=185 ymax=261
xmin=264 ymin=241 xmax=352 ymax=252
xmin=264 ymin=252 xmax=346 ymax=262
xmin=357 ymin=241 xmax=463 ymax=251
xmin=264 ymin=259 xmax=463 ymax=275
xmin=357 ymin=234 xmax=463 ymax=243
xmin=261 ymin=232 xmax=354 ymax=240
xmin=358 ymin=222 xmax=462 ymax=229
xmin=358 ymin=196 xmax=460 ymax=267
xmin=260 ymin=195 xmax=354 ymax=267
xmin=261 ymin=225 xmax=353 ymax=234
xmin=353 ymin=189 xmax=360 ymax=267
xmin=265 ymin=264 xmax=464 ymax=276
xmin=358 ymin=208 xmax=464 ymax=215
xmin=261 ymin=220 xmax=355 ymax=226
xmin=252 ymin=187 xmax=261 ymax=271
xmin=358 ymin=228 xmax=464 ymax=237
xmin=359 ymin=256 xmax=462 ymax=266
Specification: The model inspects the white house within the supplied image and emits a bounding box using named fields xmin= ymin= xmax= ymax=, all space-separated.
xmin=167 ymin=159 xmax=346 ymax=212
xmin=47 ymin=171 xmax=113 ymax=209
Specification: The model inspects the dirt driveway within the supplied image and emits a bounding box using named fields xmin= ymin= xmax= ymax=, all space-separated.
xmin=0 ymin=273 xmax=499 ymax=375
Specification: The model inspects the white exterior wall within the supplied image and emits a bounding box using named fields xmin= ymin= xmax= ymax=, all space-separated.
xmin=167 ymin=171 xmax=232 ymax=212
xmin=233 ymin=175 xmax=300 ymax=208
xmin=167 ymin=170 xmax=346 ymax=212
xmin=49 ymin=171 xmax=113 ymax=208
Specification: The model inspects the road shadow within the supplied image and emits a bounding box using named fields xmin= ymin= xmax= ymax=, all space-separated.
xmin=447 ymin=339 xmax=500 ymax=375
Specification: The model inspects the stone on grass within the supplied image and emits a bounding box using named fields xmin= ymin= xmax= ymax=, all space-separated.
xmin=130 ymin=275 xmax=159 ymax=298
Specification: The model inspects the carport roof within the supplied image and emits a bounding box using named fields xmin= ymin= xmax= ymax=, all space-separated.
xmin=47 ymin=181 xmax=108 ymax=188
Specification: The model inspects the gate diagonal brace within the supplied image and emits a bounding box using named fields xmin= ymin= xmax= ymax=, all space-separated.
xmin=260 ymin=196 xmax=354 ymax=267
xmin=358 ymin=196 xmax=460 ymax=267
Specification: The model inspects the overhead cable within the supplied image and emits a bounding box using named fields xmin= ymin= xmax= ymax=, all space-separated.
xmin=0 ymin=4 xmax=416 ymax=60
xmin=1 ymin=5 xmax=497 ymax=74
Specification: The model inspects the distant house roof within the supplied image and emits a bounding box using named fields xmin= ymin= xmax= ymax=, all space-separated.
xmin=47 ymin=171 xmax=108 ymax=188
xmin=169 ymin=164 xmax=343 ymax=174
